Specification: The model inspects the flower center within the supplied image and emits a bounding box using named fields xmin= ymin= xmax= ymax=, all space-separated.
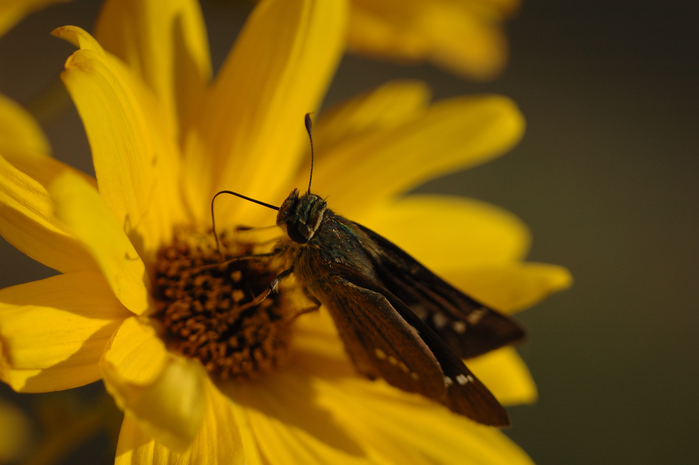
xmin=152 ymin=227 xmax=294 ymax=381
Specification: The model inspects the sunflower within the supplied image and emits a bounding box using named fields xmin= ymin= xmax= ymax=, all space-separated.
xmin=0 ymin=0 xmax=570 ymax=463
xmin=346 ymin=0 xmax=520 ymax=80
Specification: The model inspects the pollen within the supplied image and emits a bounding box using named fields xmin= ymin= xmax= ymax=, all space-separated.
xmin=152 ymin=227 xmax=295 ymax=381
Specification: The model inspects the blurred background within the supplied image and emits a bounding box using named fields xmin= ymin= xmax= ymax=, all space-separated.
xmin=0 ymin=0 xmax=697 ymax=464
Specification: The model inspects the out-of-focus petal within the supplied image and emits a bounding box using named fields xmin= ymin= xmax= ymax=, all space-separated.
xmin=357 ymin=195 xmax=531 ymax=269
xmin=94 ymin=0 xmax=211 ymax=135
xmin=0 ymin=0 xmax=69 ymax=37
xmin=115 ymin=380 xmax=244 ymax=464
xmin=0 ymin=399 xmax=31 ymax=462
xmin=185 ymin=0 xmax=348 ymax=225
xmin=311 ymin=95 xmax=524 ymax=208
xmin=103 ymin=321 xmax=207 ymax=452
xmin=0 ymin=154 xmax=97 ymax=273
xmin=54 ymin=26 xmax=186 ymax=257
xmin=0 ymin=271 xmax=129 ymax=392
xmin=467 ymin=347 xmax=537 ymax=405
xmin=347 ymin=0 xmax=518 ymax=80
xmin=312 ymin=80 xmax=431 ymax=156
xmin=442 ymin=263 xmax=573 ymax=313
xmin=0 ymin=94 xmax=50 ymax=155
xmin=49 ymin=170 xmax=151 ymax=315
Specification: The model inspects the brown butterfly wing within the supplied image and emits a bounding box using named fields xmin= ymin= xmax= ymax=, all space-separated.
xmin=309 ymin=274 xmax=510 ymax=427
xmin=309 ymin=276 xmax=446 ymax=401
xmin=355 ymin=223 xmax=525 ymax=359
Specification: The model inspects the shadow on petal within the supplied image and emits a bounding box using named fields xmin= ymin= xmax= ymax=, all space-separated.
xmin=220 ymin=367 xmax=367 ymax=459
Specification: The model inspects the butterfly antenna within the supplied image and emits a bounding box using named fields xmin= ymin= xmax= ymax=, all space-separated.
xmin=305 ymin=113 xmax=314 ymax=194
xmin=210 ymin=190 xmax=280 ymax=253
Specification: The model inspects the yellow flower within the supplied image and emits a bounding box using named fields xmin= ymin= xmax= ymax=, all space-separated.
xmin=346 ymin=0 xmax=520 ymax=80
xmin=0 ymin=0 xmax=570 ymax=463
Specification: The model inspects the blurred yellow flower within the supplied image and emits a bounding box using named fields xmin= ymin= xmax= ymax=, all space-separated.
xmin=0 ymin=398 xmax=31 ymax=462
xmin=0 ymin=0 xmax=570 ymax=463
xmin=0 ymin=0 xmax=70 ymax=37
xmin=347 ymin=0 xmax=519 ymax=80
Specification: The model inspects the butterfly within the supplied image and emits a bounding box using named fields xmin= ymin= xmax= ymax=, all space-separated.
xmin=215 ymin=115 xmax=525 ymax=426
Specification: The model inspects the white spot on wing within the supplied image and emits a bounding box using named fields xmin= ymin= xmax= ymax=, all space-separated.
xmin=374 ymin=348 xmax=387 ymax=360
xmin=432 ymin=312 xmax=449 ymax=329
xmin=467 ymin=308 xmax=487 ymax=325
xmin=452 ymin=321 xmax=467 ymax=333
xmin=455 ymin=374 xmax=474 ymax=386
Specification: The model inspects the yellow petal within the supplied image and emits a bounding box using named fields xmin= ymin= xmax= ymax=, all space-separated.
xmin=467 ymin=347 xmax=537 ymax=406
xmin=186 ymin=0 xmax=348 ymax=224
xmin=441 ymin=263 xmax=573 ymax=313
xmin=313 ymin=80 xmax=431 ymax=156
xmin=347 ymin=0 xmax=517 ymax=80
xmin=0 ymin=271 xmax=129 ymax=392
xmin=0 ymin=94 xmax=50 ymax=155
xmin=49 ymin=170 xmax=151 ymax=315
xmin=0 ymin=154 xmax=97 ymax=273
xmin=115 ymin=380 xmax=244 ymax=464
xmin=356 ymin=195 xmax=531 ymax=269
xmin=230 ymin=371 xmax=385 ymax=465
xmin=54 ymin=26 xmax=185 ymax=257
xmin=101 ymin=316 xmax=169 ymax=385
xmin=312 ymin=95 xmax=524 ymax=208
xmin=317 ymin=377 xmax=534 ymax=465
xmin=93 ymin=0 xmax=211 ymax=135
xmin=0 ymin=0 xmax=68 ymax=37
xmin=103 ymin=327 xmax=207 ymax=452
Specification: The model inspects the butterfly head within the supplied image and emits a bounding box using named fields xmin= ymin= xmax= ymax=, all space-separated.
xmin=277 ymin=188 xmax=327 ymax=244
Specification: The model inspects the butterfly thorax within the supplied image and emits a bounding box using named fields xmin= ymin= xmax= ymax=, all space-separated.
xmin=276 ymin=189 xmax=378 ymax=284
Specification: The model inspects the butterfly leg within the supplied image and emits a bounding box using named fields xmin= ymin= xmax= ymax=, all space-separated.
xmin=235 ymin=267 xmax=294 ymax=312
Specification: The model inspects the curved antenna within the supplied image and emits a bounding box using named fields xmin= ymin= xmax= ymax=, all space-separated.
xmin=304 ymin=113 xmax=314 ymax=194
xmin=210 ymin=190 xmax=280 ymax=253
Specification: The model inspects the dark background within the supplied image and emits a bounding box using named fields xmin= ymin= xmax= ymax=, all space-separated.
xmin=1 ymin=1 xmax=697 ymax=464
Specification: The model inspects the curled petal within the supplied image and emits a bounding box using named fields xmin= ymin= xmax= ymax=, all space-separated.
xmin=54 ymin=26 xmax=185 ymax=257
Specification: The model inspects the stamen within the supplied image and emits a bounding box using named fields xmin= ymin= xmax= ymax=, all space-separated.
xmin=152 ymin=227 xmax=295 ymax=381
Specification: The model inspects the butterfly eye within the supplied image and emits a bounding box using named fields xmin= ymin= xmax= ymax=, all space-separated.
xmin=287 ymin=221 xmax=312 ymax=244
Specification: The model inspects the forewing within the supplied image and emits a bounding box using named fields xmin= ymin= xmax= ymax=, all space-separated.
xmin=309 ymin=276 xmax=446 ymax=401
xmin=384 ymin=290 xmax=511 ymax=427
xmin=355 ymin=223 xmax=525 ymax=359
